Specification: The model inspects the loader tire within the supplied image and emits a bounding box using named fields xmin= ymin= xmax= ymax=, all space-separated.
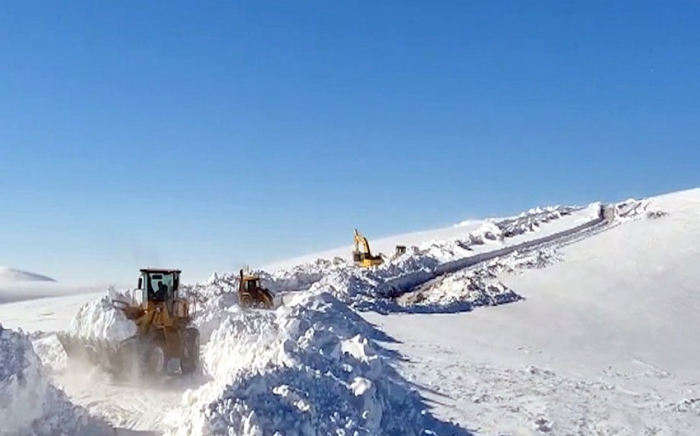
xmin=145 ymin=343 xmax=167 ymax=376
xmin=260 ymin=292 xmax=273 ymax=309
xmin=180 ymin=328 xmax=200 ymax=375
xmin=240 ymin=294 xmax=252 ymax=308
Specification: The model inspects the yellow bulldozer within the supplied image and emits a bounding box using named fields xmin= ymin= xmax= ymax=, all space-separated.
xmin=237 ymin=269 xmax=276 ymax=309
xmin=58 ymin=268 xmax=200 ymax=377
xmin=353 ymin=228 xmax=385 ymax=268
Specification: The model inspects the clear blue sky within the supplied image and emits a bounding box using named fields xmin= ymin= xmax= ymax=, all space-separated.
xmin=2 ymin=1 xmax=699 ymax=284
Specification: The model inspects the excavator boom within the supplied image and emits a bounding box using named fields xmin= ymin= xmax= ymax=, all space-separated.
xmin=352 ymin=228 xmax=384 ymax=267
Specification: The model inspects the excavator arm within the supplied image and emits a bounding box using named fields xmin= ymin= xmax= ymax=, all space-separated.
xmin=353 ymin=229 xmax=373 ymax=255
xmin=353 ymin=228 xmax=384 ymax=267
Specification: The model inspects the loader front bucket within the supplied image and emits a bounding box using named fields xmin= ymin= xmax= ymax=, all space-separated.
xmin=56 ymin=333 xmax=141 ymax=375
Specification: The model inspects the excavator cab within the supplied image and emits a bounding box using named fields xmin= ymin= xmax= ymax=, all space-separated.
xmin=353 ymin=228 xmax=384 ymax=268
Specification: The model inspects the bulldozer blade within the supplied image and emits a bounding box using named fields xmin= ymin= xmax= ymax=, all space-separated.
xmin=272 ymin=294 xmax=285 ymax=309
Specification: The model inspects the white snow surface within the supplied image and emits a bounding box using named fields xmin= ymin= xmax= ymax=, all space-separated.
xmin=162 ymin=291 xmax=461 ymax=436
xmin=1 ymin=191 xmax=696 ymax=435
xmin=68 ymin=292 xmax=138 ymax=343
xmin=0 ymin=282 xmax=120 ymax=305
xmin=155 ymin=201 xmax=615 ymax=436
xmin=366 ymin=189 xmax=700 ymax=435
xmin=0 ymin=324 xmax=112 ymax=436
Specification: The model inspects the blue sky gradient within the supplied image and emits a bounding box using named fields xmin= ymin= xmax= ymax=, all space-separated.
xmin=2 ymin=1 xmax=699 ymax=283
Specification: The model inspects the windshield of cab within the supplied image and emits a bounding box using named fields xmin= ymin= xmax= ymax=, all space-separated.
xmin=147 ymin=272 xmax=174 ymax=300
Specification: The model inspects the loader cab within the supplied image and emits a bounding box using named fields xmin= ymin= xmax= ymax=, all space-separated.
xmin=137 ymin=268 xmax=181 ymax=303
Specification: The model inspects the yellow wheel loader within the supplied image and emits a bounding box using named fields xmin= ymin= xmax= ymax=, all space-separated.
xmin=353 ymin=228 xmax=384 ymax=268
xmin=58 ymin=268 xmax=200 ymax=377
xmin=237 ymin=269 xmax=276 ymax=309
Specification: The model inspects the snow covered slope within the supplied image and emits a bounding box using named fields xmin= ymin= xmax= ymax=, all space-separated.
xmin=0 ymin=283 xmax=115 ymax=305
xmin=261 ymin=204 xmax=578 ymax=271
xmin=366 ymin=188 xmax=700 ymax=435
xmin=1 ymin=189 xmax=696 ymax=435
xmin=261 ymin=220 xmax=488 ymax=271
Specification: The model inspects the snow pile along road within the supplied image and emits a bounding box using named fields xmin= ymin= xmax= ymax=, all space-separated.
xmin=0 ymin=324 xmax=112 ymax=436
xmin=162 ymin=292 xmax=467 ymax=436
xmin=394 ymin=248 xmax=560 ymax=313
xmin=179 ymin=203 xmax=607 ymax=324
xmin=194 ymin=204 xmax=595 ymax=317
xmin=390 ymin=198 xmax=658 ymax=313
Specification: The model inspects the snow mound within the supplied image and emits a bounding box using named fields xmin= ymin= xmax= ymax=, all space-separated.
xmin=613 ymin=198 xmax=668 ymax=222
xmin=68 ymin=293 xmax=137 ymax=342
xmin=397 ymin=279 xmax=521 ymax=313
xmin=195 ymin=257 xmax=348 ymax=299
xmin=256 ymin=257 xmax=348 ymax=293
xmin=0 ymin=267 xmax=55 ymax=283
xmin=30 ymin=334 xmax=69 ymax=373
xmin=394 ymin=248 xmax=563 ymax=313
xmin=0 ymin=324 xmax=112 ymax=436
xmin=162 ymin=293 xmax=465 ymax=436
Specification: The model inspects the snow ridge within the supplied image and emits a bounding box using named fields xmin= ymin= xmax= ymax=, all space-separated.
xmin=163 ymin=292 xmax=467 ymax=436
xmin=0 ymin=324 xmax=112 ymax=436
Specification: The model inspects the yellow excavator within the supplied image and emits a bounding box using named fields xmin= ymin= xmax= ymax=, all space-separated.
xmin=353 ymin=228 xmax=385 ymax=267
xmin=58 ymin=268 xmax=200 ymax=377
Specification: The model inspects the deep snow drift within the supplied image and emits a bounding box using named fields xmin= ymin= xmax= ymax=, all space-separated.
xmin=0 ymin=324 xmax=112 ymax=436
xmin=199 ymin=203 xmax=599 ymax=315
xmin=161 ymin=292 xmax=466 ymax=436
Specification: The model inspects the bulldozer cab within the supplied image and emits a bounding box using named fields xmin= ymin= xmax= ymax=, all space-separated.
xmin=238 ymin=269 xmax=275 ymax=309
xmin=138 ymin=269 xmax=181 ymax=303
xmin=243 ymin=276 xmax=260 ymax=291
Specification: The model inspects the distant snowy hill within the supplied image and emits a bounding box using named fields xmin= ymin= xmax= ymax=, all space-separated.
xmin=0 ymin=267 xmax=119 ymax=305
xmin=0 ymin=266 xmax=56 ymax=283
